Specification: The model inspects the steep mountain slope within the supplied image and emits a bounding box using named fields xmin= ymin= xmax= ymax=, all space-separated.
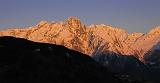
xmin=0 ymin=17 xmax=160 ymax=61
xmin=0 ymin=36 xmax=122 ymax=83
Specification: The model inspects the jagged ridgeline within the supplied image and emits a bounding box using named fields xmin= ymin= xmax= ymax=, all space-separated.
xmin=0 ymin=17 xmax=160 ymax=82
xmin=0 ymin=17 xmax=160 ymax=62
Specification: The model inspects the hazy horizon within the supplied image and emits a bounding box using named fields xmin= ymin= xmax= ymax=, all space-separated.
xmin=0 ymin=0 xmax=160 ymax=33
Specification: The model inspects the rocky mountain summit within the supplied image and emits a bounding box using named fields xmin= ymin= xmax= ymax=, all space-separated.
xmin=0 ymin=17 xmax=160 ymax=61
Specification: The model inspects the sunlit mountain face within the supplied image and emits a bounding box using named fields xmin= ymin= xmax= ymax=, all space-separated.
xmin=0 ymin=17 xmax=160 ymax=83
xmin=0 ymin=17 xmax=160 ymax=61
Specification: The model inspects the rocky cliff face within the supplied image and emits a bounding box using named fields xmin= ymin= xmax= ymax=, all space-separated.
xmin=0 ymin=17 xmax=160 ymax=61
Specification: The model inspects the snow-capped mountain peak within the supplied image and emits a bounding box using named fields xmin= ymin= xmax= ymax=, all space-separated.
xmin=0 ymin=17 xmax=160 ymax=61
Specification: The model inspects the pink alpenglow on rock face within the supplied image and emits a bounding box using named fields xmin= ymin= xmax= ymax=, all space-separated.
xmin=0 ymin=17 xmax=160 ymax=61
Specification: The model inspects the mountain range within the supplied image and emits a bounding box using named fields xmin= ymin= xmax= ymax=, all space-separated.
xmin=0 ymin=17 xmax=160 ymax=61
xmin=0 ymin=17 xmax=160 ymax=82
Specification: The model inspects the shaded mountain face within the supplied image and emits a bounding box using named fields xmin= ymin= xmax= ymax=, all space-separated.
xmin=144 ymin=42 xmax=160 ymax=68
xmin=0 ymin=17 xmax=160 ymax=61
xmin=0 ymin=36 xmax=121 ymax=83
xmin=92 ymin=51 xmax=156 ymax=82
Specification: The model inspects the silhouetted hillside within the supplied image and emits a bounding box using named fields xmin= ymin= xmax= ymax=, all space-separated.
xmin=0 ymin=36 xmax=122 ymax=83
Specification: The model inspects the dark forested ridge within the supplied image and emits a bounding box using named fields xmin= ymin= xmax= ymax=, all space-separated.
xmin=0 ymin=36 xmax=121 ymax=83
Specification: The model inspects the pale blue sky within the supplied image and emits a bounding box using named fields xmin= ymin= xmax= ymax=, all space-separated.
xmin=0 ymin=0 xmax=160 ymax=33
